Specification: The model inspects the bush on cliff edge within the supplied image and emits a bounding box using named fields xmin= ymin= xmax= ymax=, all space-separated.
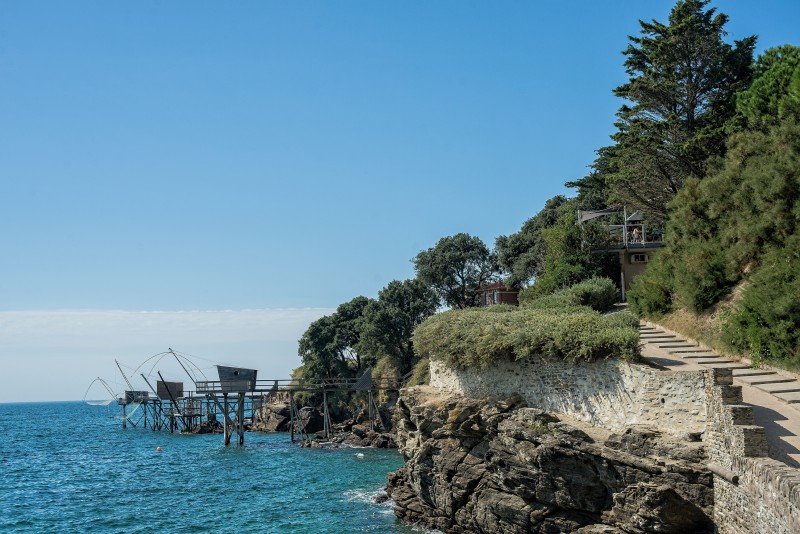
xmin=521 ymin=277 xmax=619 ymax=312
xmin=413 ymin=305 xmax=639 ymax=369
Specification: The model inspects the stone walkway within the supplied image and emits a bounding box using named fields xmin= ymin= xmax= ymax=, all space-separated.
xmin=639 ymin=321 xmax=800 ymax=468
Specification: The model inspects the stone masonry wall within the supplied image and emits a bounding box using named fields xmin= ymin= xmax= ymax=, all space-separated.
xmin=704 ymin=368 xmax=800 ymax=534
xmin=429 ymin=357 xmax=706 ymax=436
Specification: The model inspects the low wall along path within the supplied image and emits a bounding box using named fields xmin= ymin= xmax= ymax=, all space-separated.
xmin=426 ymin=320 xmax=800 ymax=534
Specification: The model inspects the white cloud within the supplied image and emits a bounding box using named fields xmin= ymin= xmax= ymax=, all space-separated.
xmin=0 ymin=308 xmax=333 ymax=402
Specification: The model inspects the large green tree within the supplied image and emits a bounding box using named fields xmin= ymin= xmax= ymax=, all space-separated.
xmin=495 ymin=195 xmax=570 ymax=288
xmin=358 ymin=279 xmax=439 ymax=374
xmin=600 ymin=0 xmax=755 ymax=219
xmin=522 ymin=198 xmax=620 ymax=298
xmin=297 ymin=295 xmax=372 ymax=380
xmin=413 ymin=233 xmax=498 ymax=309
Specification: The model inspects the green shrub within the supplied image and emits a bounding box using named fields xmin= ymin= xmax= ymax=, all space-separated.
xmin=672 ymin=240 xmax=734 ymax=312
xmin=568 ymin=277 xmax=619 ymax=312
xmin=522 ymin=277 xmax=618 ymax=312
xmin=627 ymin=253 xmax=674 ymax=317
xmin=603 ymin=310 xmax=641 ymax=330
xmin=481 ymin=304 xmax=518 ymax=313
xmin=522 ymin=291 xmax=581 ymax=310
xmin=406 ymin=357 xmax=431 ymax=386
xmin=723 ymin=245 xmax=800 ymax=364
xmin=413 ymin=306 xmax=639 ymax=369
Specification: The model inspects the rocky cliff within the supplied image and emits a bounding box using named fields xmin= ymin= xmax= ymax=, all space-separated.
xmin=387 ymin=386 xmax=715 ymax=533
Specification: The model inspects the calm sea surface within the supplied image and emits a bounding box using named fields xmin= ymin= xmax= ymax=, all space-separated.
xmin=0 ymin=401 xmax=417 ymax=533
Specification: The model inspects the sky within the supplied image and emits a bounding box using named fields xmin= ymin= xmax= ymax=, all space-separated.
xmin=1 ymin=1 xmax=798 ymax=402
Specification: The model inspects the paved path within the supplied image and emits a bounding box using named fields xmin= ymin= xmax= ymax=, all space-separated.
xmin=639 ymin=321 xmax=800 ymax=468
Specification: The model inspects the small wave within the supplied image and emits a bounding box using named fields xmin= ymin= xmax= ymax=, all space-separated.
xmin=342 ymin=487 xmax=391 ymax=507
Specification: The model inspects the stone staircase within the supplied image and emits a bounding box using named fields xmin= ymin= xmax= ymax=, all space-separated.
xmin=639 ymin=324 xmax=800 ymax=409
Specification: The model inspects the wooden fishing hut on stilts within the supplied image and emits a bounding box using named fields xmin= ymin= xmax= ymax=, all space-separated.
xmin=98 ymin=350 xmax=405 ymax=446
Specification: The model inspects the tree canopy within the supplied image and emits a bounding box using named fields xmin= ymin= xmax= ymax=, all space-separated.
xmin=413 ymin=233 xmax=498 ymax=309
xmin=586 ymin=0 xmax=755 ymax=220
xmin=297 ymin=295 xmax=372 ymax=381
xmin=358 ymin=279 xmax=439 ymax=374
xmin=735 ymin=45 xmax=800 ymax=126
xmin=495 ymin=195 xmax=569 ymax=288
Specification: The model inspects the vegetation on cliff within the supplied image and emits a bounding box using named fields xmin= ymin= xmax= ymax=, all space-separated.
xmin=296 ymin=0 xmax=800 ymax=384
xmin=414 ymin=279 xmax=638 ymax=369
xmin=627 ymin=47 xmax=800 ymax=366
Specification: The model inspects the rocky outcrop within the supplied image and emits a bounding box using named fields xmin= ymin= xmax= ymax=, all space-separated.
xmin=252 ymin=401 xmax=292 ymax=432
xmin=387 ymin=386 xmax=714 ymax=533
xmin=301 ymin=404 xmax=397 ymax=448
xmin=251 ymin=402 xmax=325 ymax=434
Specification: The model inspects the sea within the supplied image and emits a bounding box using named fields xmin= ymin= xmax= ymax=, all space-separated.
xmin=0 ymin=401 xmax=420 ymax=533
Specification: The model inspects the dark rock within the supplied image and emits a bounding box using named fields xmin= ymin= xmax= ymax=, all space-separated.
xmin=191 ymin=418 xmax=222 ymax=434
xmin=251 ymin=402 xmax=292 ymax=432
xmin=387 ymin=387 xmax=714 ymax=534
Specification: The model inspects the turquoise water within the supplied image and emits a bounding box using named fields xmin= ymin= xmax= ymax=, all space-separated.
xmin=0 ymin=402 xmax=414 ymax=533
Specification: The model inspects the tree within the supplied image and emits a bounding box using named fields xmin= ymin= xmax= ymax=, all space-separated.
xmin=297 ymin=295 xmax=372 ymax=380
xmin=523 ymin=198 xmax=619 ymax=298
xmin=298 ymin=315 xmax=349 ymax=380
xmin=358 ymin=279 xmax=438 ymax=374
xmin=735 ymin=45 xmax=800 ymax=127
xmin=495 ymin=195 xmax=570 ymax=288
xmin=602 ymin=0 xmax=755 ymax=219
xmin=331 ymin=296 xmax=371 ymax=370
xmin=629 ymin=119 xmax=800 ymax=315
xmin=413 ymin=233 xmax=499 ymax=309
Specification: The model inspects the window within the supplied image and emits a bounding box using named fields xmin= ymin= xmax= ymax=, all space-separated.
xmin=631 ymin=253 xmax=649 ymax=263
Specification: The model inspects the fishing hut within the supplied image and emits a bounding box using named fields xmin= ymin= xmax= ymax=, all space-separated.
xmin=91 ymin=350 xmax=406 ymax=446
xmin=202 ymin=365 xmax=258 ymax=446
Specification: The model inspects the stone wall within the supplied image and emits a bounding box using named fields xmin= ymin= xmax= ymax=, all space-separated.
xmin=427 ymin=358 xmax=800 ymax=532
xmin=429 ymin=357 xmax=707 ymax=436
xmin=704 ymin=368 xmax=800 ymax=534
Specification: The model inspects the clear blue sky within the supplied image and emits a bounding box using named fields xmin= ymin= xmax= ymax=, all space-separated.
xmin=1 ymin=1 xmax=797 ymax=401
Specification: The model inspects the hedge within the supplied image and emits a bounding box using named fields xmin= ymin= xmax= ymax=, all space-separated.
xmin=413 ymin=306 xmax=640 ymax=369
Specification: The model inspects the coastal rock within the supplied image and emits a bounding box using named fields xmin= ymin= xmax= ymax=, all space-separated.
xmin=251 ymin=401 xmax=292 ymax=432
xmin=297 ymin=406 xmax=324 ymax=434
xmin=387 ymin=386 xmax=714 ymax=534
xmin=251 ymin=402 xmax=327 ymax=434
xmin=191 ymin=418 xmax=223 ymax=434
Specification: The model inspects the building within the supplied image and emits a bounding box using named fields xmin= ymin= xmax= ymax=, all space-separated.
xmin=579 ymin=207 xmax=665 ymax=300
xmin=476 ymin=281 xmax=519 ymax=307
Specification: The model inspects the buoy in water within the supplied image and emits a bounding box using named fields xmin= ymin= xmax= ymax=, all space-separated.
xmin=356 ymin=452 xmax=365 ymax=458
xmin=156 ymin=446 xmax=163 ymax=452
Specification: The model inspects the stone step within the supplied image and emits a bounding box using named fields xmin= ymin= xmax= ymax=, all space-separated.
xmin=774 ymin=391 xmax=800 ymax=404
xmin=669 ymin=348 xmax=711 ymax=354
xmin=701 ymin=362 xmax=750 ymax=370
xmin=640 ymin=335 xmax=675 ymax=339
xmin=754 ymin=381 xmax=800 ymax=395
xmin=733 ymin=369 xmax=776 ymax=377
xmin=695 ymin=359 xmax=735 ymax=365
xmin=682 ymin=353 xmax=721 ymax=359
xmin=657 ymin=343 xmax=697 ymax=349
xmin=735 ymin=375 xmax=797 ymax=386
xmin=777 ymin=435 xmax=800 ymax=467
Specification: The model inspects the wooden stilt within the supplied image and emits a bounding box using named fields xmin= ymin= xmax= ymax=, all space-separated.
xmin=323 ymin=387 xmax=329 ymax=439
xmin=223 ymin=394 xmax=230 ymax=445
xmin=289 ymin=392 xmax=295 ymax=443
xmin=368 ymin=391 xmax=373 ymax=432
xmin=237 ymin=392 xmax=245 ymax=446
